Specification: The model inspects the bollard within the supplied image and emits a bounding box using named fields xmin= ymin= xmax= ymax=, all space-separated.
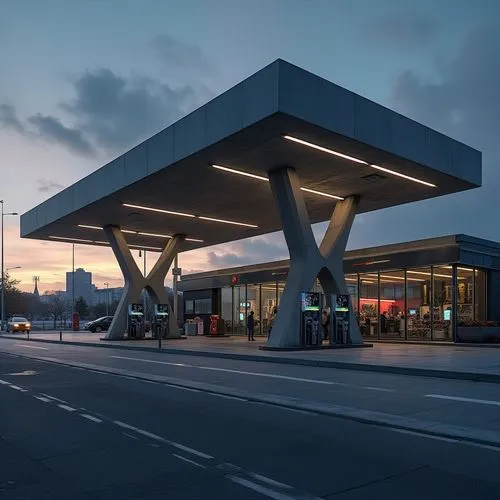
xmin=59 ymin=330 xmax=62 ymax=342
xmin=27 ymin=330 xmax=29 ymax=340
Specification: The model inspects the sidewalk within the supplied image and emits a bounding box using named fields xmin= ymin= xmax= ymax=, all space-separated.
xmin=3 ymin=330 xmax=500 ymax=382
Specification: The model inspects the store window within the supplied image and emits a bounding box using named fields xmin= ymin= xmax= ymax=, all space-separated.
xmin=194 ymin=298 xmax=212 ymax=314
xmin=234 ymin=286 xmax=246 ymax=335
xmin=378 ymin=270 xmax=405 ymax=339
xmin=185 ymin=300 xmax=194 ymax=314
xmin=431 ymin=266 xmax=453 ymax=340
xmin=261 ymin=283 xmax=278 ymax=335
xmin=359 ymin=273 xmax=378 ymax=338
xmin=345 ymin=274 xmax=358 ymax=321
xmin=456 ymin=267 xmax=474 ymax=323
xmin=475 ymin=269 xmax=487 ymax=321
xmin=405 ymin=268 xmax=432 ymax=340
xmin=246 ymin=285 xmax=261 ymax=335
xmin=221 ymin=287 xmax=233 ymax=334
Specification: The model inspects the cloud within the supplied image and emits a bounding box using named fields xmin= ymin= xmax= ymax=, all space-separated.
xmin=150 ymin=34 xmax=213 ymax=75
xmin=0 ymin=104 xmax=25 ymax=133
xmin=364 ymin=13 xmax=439 ymax=47
xmin=27 ymin=114 xmax=95 ymax=156
xmin=348 ymin=23 xmax=500 ymax=249
xmin=0 ymin=34 xmax=214 ymax=156
xmin=60 ymin=68 xmax=199 ymax=151
xmin=37 ymin=178 xmax=65 ymax=193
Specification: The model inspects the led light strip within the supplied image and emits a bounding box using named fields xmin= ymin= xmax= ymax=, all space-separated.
xmin=49 ymin=235 xmax=162 ymax=251
xmin=123 ymin=203 xmax=258 ymax=228
xmin=212 ymin=164 xmax=344 ymax=200
xmin=77 ymin=225 xmax=204 ymax=243
xmin=283 ymin=135 xmax=436 ymax=188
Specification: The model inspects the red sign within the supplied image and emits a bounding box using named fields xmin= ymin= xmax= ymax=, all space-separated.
xmin=72 ymin=312 xmax=80 ymax=332
xmin=231 ymin=275 xmax=239 ymax=285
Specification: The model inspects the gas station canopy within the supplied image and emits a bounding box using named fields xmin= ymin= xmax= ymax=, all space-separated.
xmin=21 ymin=59 xmax=481 ymax=252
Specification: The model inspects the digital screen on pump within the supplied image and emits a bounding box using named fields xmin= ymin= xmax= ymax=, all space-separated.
xmin=129 ymin=303 xmax=144 ymax=315
xmin=335 ymin=294 xmax=350 ymax=312
xmin=301 ymin=292 xmax=320 ymax=312
xmin=155 ymin=304 xmax=169 ymax=316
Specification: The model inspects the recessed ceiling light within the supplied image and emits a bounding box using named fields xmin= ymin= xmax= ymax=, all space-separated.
xmin=78 ymin=224 xmax=102 ymax=230
xmin=212 ymin=164 xmax=344 ymax=200
xmin=123 ymin=203 xmax=195 ymax=218
xmin=49 ymin=236 xmax=94 ymax=243
xmin=198 ymin=216 xmax=258 ymax=228
xmin=283 ymin=135 xmax=436 ymax=188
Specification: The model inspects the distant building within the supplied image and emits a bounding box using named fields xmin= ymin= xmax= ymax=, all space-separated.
xmin=66 ymin=268 xmax=92 ymax=306
xmin=92 ymin=286 xmax=124 ymax=306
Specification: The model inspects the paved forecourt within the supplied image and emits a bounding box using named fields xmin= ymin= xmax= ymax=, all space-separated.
xmin=20 ymin=59 xmax=481 ymax=347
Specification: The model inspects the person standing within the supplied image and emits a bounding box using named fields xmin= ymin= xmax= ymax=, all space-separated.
xmin=247 ymin=310 xmax=255 ymax=341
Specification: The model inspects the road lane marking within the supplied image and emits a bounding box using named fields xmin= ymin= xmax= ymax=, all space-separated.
xmin=390 ymin=428 xmax=459 ymax=443
xmin=425 ymin=394 xmax=500 ymax=407
xmin=164 ymin=383 xmax=201 ymax=393
xmin=81 ymin=414 xmax=102 ymax=423
xmin=113 ymin=420 xmax=213 ymax=459
xmin=14 ymin=344 xmax=48 ymax=350
xmin=210 ymin=393 xmax=247 ymax=402
xmin=228 ymin=475 xmax=321 ymax=500
xmin=251 ymin=401 xmax=317 ymax=417
xmin=0 ymin=379 xmax=10 ymax=385
xmin=110 ymin=355 xmax=351 ymax=386
xmin=34 ymin=396 xmax=52 ymax=403
xmin=41 ymin=394 xmax=70 ymax=404
xmin=123 ymin=432 xmax=140 ymax=441
xmin=172 ymin=453 xmax=206 ymax=469
xmin=247 ymin=472 xmax=292 ymax=490
xmin=363 ymin=386 xmax=393 ymax=392
xmin=58 ymin=404 xmax=76 ymax=412
xmin=9 ymin=384 xmax=27 ymax=392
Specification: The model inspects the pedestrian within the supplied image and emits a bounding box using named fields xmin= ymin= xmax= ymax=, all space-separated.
xmin=247 ymin=310 xmax=255 ymax=341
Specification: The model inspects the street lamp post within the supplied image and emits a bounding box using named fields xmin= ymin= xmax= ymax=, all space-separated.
xmin=104 ymin=282 xmax=109 ymax=316
xmin=1 ymin=201 xmax=19 ymax=331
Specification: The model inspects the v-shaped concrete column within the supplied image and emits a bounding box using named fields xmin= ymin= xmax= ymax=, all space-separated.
xmin=267 ymin=167 xmax=361 ymax=348
xmin=103 ymin=225 xmax=185 ymax=340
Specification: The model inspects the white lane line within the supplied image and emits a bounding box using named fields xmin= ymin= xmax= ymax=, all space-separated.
xmin=9 ymin=384 xmax=27 ymax=392
xmin=247 ymin=472 xmax=292 ymax=490
xmin=210 ymin=393 xmax=247 ymax=402
xmin=0 ymin=379 xmax=10 ymax=385
xmin=14 ymin=344 xmax=49 ymax=350
xmin=123 ymin=432 xmax=140 ymax=441
xmin=58 ymin=404 xmax=76 ymax=412
xmin=390 ymin=428 xmax=459 ymax=444
xmin=81 ymin=414 xmax=102 ymax=423
xmin=228 ymin=475 xmax=319 ymax=500
xmin=34 ymin=396 xmax=52 ymax=403
xmin=252 ymin=401 xmax=317 ymax=417
xmin=164 ymin=383 xmax=201 ymax=393
xmin=172 ymin=453 xmax=206 ymax=469
xmin=363 ymin=386 xmax=394 ymax=392
xmin=110 ymin=355 xmax=347 ymax=386
xmin=40 ymin=394 xmax=69 ymax=404
xmin=113 ymin=420 xmax=213 ymax=459
xmin=425 ymin=394 xmax=500 ymax=407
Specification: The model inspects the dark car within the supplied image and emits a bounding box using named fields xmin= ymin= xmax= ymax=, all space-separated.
xmin=86 ymin=316 xmax=113 ymax=333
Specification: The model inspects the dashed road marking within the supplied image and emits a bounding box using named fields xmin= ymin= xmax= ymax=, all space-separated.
xmin=34 ymin=396 xmax=52 ymax=403
xmin=9 ymin=384 xmax=27 ymax=392
xmin=0 ymin=379 xmax=10 ymax=385
xmin=81 ymin=414 xmax=102 ymax=423
xmin=14 ymin=344 xmax=48 ymax=350
xmin=210 ymin=393 xmax=247 ymax=402
xmin=425 ymin=394 xmax=500 ymax=407
xmin=113 ymin=420 xmax=213 ymax=459
xmin=172 ymin=453 xmax=206 ymax=468
xmin=58 ymin=404 xmax=76 ymax=412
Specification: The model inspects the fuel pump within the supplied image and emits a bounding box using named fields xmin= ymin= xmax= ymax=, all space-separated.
xmin=127 ymin=303 xmax=145 ymax=339
xmin=300 ymin=292 xmax=321 ymax=346
xmin=330 ymin=294 xmax=351 ymax=344
xmin=153 ymin=304 xmax=169 ymax=339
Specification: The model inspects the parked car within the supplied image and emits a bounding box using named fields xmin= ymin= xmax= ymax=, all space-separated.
xmin=86 ymin=316 xmax=113 ymax=333
xmin=7 ymin=316 xmax=31 ymax=333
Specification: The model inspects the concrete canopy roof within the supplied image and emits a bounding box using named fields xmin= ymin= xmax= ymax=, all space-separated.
xmin=21 ymin=59 xmax=481 ymax=253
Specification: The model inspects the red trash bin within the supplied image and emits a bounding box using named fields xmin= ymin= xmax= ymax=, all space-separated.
xmin=209 ymin=315 xmax=219 ymax=336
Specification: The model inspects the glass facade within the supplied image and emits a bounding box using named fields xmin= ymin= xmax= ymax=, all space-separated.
xmin=184 ymin=265 xmax=487 ymax=342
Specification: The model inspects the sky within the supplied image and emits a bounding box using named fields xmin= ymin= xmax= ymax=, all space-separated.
xmin=0 ymin=0 xmax=499 ymax=294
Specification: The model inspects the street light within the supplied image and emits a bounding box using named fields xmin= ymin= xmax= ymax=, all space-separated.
xmin=104 ymin=282 xmax=109 ymax=316
xmin=1 ymin=201 xmax=19 ymax=331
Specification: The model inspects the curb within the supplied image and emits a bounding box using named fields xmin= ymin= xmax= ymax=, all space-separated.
xmin=1 ymin=334 xmax=500 ymax=384
xmin=4 ymin=349 xmax=500 ymax=450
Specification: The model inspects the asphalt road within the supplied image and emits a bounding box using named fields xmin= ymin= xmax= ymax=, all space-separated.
xmin=1 ymin=349 xmax=500 ymax=499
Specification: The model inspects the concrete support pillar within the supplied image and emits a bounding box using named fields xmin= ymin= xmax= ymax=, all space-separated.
xmin=267 ymin=167 xmax=361 ymax=348
xmin=103 ymin=225 xmax=185 ymax=340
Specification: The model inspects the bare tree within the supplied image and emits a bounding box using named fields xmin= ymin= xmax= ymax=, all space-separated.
xmin=49 ymin=295 xmax=65 ymax=329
